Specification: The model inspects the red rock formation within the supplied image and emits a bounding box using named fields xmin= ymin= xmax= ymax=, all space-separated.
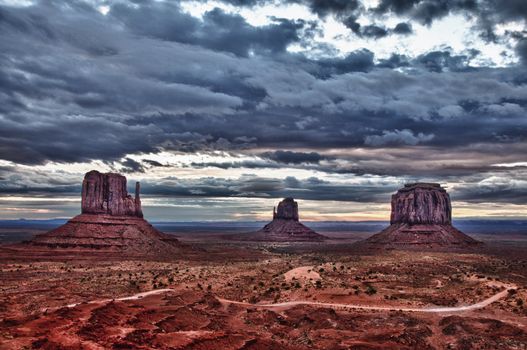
xmin=244 ymin=198 xmax=326 ymax=242
xmin=273 ymin=197 xmax=299 ymax=221
xmin=390 ymin=183 xmax=450 ymax=225
xmin=363 ymin=183 xmax=480 ymax=249
xmin=81 ymin=170 xmax=142 ymax=217
xmin=30 ymin=214 xmax=181 ymax=255
xmin=29 ymin=170 xmax=181 ymax=256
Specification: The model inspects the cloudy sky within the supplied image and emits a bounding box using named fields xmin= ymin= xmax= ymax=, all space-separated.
xmin=0 ymin=0 xmax=526 ymax=221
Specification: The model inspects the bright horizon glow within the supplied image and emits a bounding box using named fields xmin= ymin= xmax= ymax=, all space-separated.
xmin=0 ymin=194 xmax=525 ymax=221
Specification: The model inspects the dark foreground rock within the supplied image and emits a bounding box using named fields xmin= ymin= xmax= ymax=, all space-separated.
xmin=361 ymin=183 xmax=481 ymax=249
xmin=241 ymin=198 xmax=326 ymax=242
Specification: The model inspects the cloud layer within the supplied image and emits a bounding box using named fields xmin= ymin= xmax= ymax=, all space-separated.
xmin=0 ymin=0 xmax=526 ymax=219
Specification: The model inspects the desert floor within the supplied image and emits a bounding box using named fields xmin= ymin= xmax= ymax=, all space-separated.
xmin=0 ymin=230 xmax=526 ymax=349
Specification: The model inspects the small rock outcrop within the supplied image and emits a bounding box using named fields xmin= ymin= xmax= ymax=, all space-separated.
xmin=81 ymin=170 xmax=143 ymax=217
xmin=362 ymin=183 xmax=480 ymax=249
xmin=244 ymin=198 xmax=326 ymax=242
xmin=29 ymin=170 xmax=181 ymax=257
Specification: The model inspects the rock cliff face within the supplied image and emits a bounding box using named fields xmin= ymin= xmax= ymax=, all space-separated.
xmin=273 ymin=198 xmax=299 ymax=221
xmin=244 ymin=198 xmax=326 ymax=242
xmin=29 ymin=170 xmax=181 ymax=257
xmin=390 ymin=183 xmax=450 ymax=225
xmin=81 ymin=170 xmax=143 ymax=217
xmin=362 ymin=183 xmax=480 ymax=249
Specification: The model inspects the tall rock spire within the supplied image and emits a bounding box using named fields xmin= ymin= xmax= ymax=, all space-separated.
xmin=81 ymin=170 xmax=142 ymax=217
xmin=135 ymin=181 xmax=143 ymax=218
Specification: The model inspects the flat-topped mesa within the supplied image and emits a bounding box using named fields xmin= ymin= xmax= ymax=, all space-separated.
xmin=360 ymin=183 xmax=481 ymax=249
xmin=273 ymin=197 xmax=299 ymax=221
xmin=390 ymin=183 xmax=451 ymax=225
xmin=81 ymin=170 xmax=143 ymax=218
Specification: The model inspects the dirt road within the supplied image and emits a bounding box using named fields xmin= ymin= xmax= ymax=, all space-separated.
xmin=218 ymin=287 xmax=513 ymax=313
xmin=50 ymin=285 xmax=515 ymax=314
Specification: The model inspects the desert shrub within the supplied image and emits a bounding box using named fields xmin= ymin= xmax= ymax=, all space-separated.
xmin=365 ymin=285 xmax=377 ymax=295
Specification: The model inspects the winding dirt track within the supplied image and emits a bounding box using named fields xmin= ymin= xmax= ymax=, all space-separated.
xmin=217 ymin=287 xmax=512 ymax=313
xmin=52 ymin=285 xmax=515 ymax=314
xmin=59 ymin=289 xmax=175 ymax=309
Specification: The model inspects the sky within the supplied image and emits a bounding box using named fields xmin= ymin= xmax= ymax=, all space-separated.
xmin=0 ymin=0 xmax=526 ymax=221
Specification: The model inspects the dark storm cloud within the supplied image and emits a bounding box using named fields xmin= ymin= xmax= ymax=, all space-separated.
xmin=143 ymin=159 xmax=168 ymax=167
xmin=0 ymin=165 xmax=80 ymax=194
xmin=305 ymin=0 xmax=360 ymax=17
xmin=110 ymin=2 xmax=303 ymax=57
xmin=0 ymin=0 xmax=527 ymax=210
xmin=376 ymin=53 xmax=410 ymax=68
xmin=373 ymin=0 xmax=477 ymax=24
xmin=262 ymin=150 xmax=326 ymax=164
xmin=370 ymin=0 xmax=526 ymax=63
xmin=315 ymin=49 xmax=375 ymax=75
xmin=361 ymin=24 xmax=389 ymax=38
xmin=364 ymin=129 xmax=434 ymax=146
xmin=517 ymin=38 xmax=527 ymax=65
xmin=120 ymin=158 xmax=146 ymax=173
xmin=393 ymin=22 xmax=413 ymax=35
xmin=452 ymin=175 xmax=527 ymax=205
xmin=343 ymin=17 xmax=410 ymax=38
xmin=214 ymin=0 xmax=526 ymax=62
xmin=139 ymin=174 xmax=396 ymax=202
xmin=414 ymin=50 xmax=475 ymax=72
xmin=374 ymin=0 xmax=421 ymax=14
xmin=412 ymin=0 xmax=476 ymax=25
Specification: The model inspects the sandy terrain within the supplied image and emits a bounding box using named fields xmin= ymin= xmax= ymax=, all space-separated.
xmin=0 ymin=231 xmax=526 ymax=349
xmin=283 ymin=266 xmax=321 ymax=283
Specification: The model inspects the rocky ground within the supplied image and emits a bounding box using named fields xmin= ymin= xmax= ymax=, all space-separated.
xmin=0 ymin=231 xmax=526 ymax=349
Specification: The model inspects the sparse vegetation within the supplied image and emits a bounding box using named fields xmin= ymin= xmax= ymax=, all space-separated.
xmin=365 ymin=285 xmax=377 ymax=296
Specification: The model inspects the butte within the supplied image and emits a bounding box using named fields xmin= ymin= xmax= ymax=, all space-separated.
xmin=242 ymin=198 xmax=326 ymax=242
xmin=28 ymin=170 xmax=182 ymax=257
xmin=360 ymin=183 xmax=481 ymax=249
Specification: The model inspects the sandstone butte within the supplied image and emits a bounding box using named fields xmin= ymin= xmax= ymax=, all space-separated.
xmin=244 ymin=197 xmax=327 ymax=242
xmin=363 ymin=183 xmax=481 ymax=248
xmin=29 ymin=170 xmax=182 ymax=256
